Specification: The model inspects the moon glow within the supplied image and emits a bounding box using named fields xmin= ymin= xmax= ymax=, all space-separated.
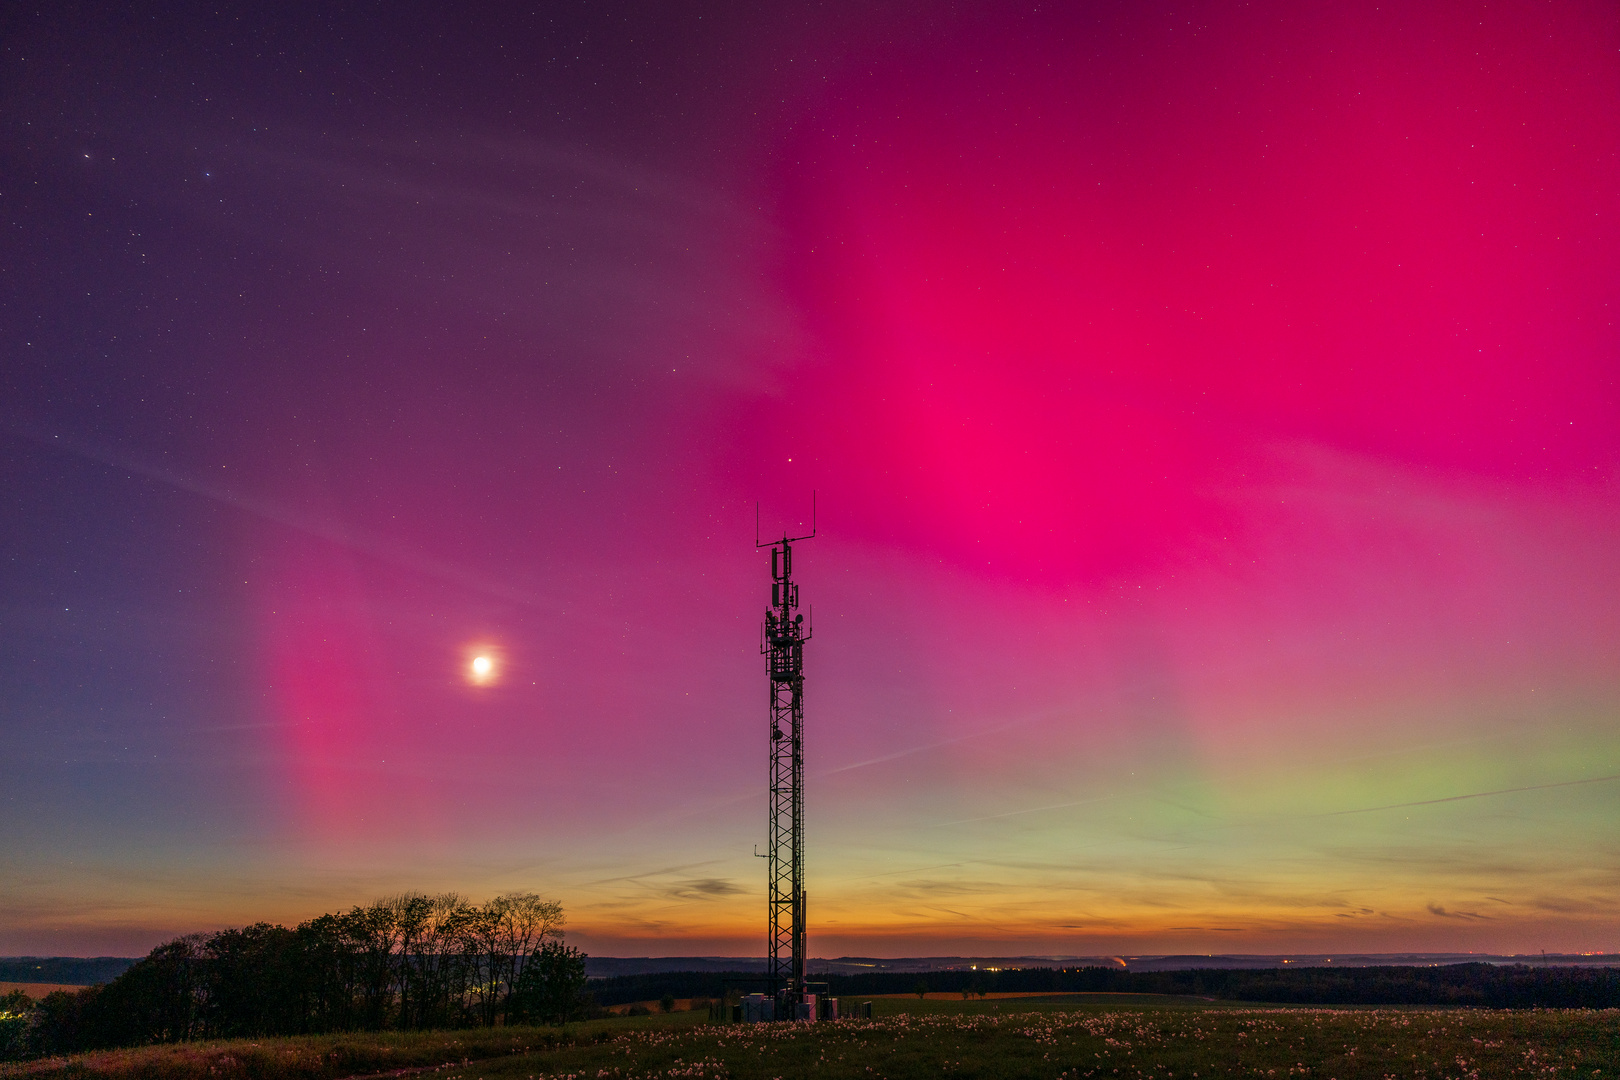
xmin=467 ymin=652 xmax=497 ymax=686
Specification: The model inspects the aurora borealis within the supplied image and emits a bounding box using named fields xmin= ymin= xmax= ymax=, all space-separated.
xmin=3 ymin=1 xmax=1618 ymax=959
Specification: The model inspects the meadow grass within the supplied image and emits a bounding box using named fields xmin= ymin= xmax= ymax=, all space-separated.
xmin=8 ymin=998 xmax=1618 ymax=1080
xmin=0 ymin=1015 xmax=698 ymax=1080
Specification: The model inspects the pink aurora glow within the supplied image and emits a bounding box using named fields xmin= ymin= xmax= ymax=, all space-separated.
xmin=19 ymin=0 xmax=1613 ymax=956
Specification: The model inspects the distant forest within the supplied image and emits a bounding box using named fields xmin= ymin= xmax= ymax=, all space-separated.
xmin=1 ymin=893 xmax=588 ymax=1059
xmin=8 ymin=929 xmax=1620 ymax=1061
xmin=0 ymin=958 xmax=136 ymax=985
xmin=585 ymin=962 xmax=1620 ymax=1009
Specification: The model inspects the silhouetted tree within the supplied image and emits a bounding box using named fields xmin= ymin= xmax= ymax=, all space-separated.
xmin=203 ymin=923 xmax=304 ymax=1036
xmin=345 ymin=901 xmax=402 ymax=1030
xmin=0 ymin=991 xmax=34 ymax=1062
xmin=494 ymin=893 xmax=565 ymax=1023
xmin=30 ymin=988 xmax=95 ymax=1055
xmin=463 ymin=892 xmax=565 ymax=1026
xmin=11 ymin=890 xmax=579 ymax=1054
xmin=388 ymin=893 xmax=434 ymax=1030
xmin=114 ymin=934 xmax=207 ymax=1044
xmin=400 ymin=893 xmax=473 ymax=1030
xmin=513 ymin=941 xmax=588 ymax=1025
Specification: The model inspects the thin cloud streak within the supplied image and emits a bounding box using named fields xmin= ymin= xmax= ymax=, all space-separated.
xmin=6 ymin=425 xmax=559 ymax=610
xmin=923 ymin=771 xmax=1620 ymax=835
xmin=1310 ymin=775 xmax=1620 ymax=818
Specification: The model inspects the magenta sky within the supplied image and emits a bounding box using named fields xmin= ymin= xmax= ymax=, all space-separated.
xmin=3 ymin=1 xmax=1618 ymax=958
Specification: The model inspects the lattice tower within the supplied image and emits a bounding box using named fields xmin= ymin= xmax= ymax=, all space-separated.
xmin=761 ymin=526 xmax=811 ymax=1004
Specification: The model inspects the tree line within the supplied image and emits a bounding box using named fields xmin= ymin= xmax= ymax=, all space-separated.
xmin=579 ymin=961 xmax=1620 ymax=1009
xmin=2 ymin=892 xmax=589 ymax=1058
xmin=0 ymin=957 xmax=135 ymax=985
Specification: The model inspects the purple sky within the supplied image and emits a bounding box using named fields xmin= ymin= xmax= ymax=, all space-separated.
xmin=3 ymin=1 xmax=1619 ymax=958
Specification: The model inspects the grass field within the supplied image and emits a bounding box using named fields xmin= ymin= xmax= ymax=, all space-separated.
xmin=5 ymin=997 xmax=1617 ymax=1080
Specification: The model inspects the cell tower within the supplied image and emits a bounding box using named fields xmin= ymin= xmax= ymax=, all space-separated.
xmin=759 ymin=501 xmax=814 ymax=1011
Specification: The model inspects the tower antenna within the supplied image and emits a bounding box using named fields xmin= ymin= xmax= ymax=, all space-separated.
xmin=757 ymin=493 xmax=815 ymax=1017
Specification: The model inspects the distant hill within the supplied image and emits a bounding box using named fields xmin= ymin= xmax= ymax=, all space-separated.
xmin=577 ymin=960 xmax=1620 ymax=1009
xmin=0 ymin=957 xmax=138 ymax=985
xmin=585 ymin=953 xmax=1620 ymax=977
xmin=16 ymin=952 xmax=1614 ymax=987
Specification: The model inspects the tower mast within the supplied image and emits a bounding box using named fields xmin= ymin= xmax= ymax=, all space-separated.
xmin=759 ymin=501 xmax=813 ymax=1010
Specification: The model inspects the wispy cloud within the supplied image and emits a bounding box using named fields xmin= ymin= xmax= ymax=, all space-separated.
xmin=5 ymin=424 xmax=557 ymax=609
xmin=1311 ymin=774 xmax=1620 ymax=818
xmin=667 ymin=878 xmax=746 ymax=900
xmin=1527 ymin=895 xmax=1619 ymax=915
xmin=926 ymin=793 xmax=1124 ymax=829
xmin=183 ymin=128 xmax=802 ymax=392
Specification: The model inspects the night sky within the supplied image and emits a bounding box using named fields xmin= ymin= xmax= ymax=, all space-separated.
xmin=3 ymin=1 xmax=1618 ymax=959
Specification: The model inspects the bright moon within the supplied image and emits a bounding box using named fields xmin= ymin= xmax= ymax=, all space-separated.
xmin=468 ymin=654 xmax=496 ymax=685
